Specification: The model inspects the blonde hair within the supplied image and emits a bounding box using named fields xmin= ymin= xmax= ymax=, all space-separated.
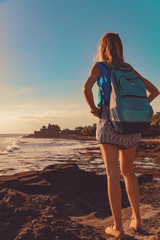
xmin=94 ymin=32 xmax=130 ymax=68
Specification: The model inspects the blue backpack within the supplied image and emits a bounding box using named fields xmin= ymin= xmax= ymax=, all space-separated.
xmin=100 ymin=62 xmax=154 ymax=134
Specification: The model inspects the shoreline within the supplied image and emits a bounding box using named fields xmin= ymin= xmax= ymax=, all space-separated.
xmin=23 ymin=135 xmax=96 ymax=141
xmin=24 ymin=134 xmax=160 ymax=142
xmin=1 ymin=137 xmax=159 ymax=178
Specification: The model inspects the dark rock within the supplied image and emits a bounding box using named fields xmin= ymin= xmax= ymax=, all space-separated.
xmin=0 ymin=164 xmax=154 ymax=240
xmin=137 ymin=174 xmax=153 ymax=184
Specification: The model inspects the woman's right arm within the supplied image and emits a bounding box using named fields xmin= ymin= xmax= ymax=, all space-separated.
xmin=132 ymin=69 xmax=160 ymax=102
xmin=83 ymin=63 xmax=101 ymax=117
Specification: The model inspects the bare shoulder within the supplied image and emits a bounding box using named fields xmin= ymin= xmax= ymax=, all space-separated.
xmin=89 ymin=63 xmax=101 ymax=79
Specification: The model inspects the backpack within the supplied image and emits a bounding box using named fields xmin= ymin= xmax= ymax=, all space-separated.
xmin=99 ymin=62 xmax=154 ymax=134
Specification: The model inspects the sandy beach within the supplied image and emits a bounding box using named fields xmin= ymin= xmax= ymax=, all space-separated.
xmin=0 ymin=139 xmax=159 ymax=240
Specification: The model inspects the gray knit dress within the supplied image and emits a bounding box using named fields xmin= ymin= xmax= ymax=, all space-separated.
xmin=96 ymin=105 xmax=141 ymax=150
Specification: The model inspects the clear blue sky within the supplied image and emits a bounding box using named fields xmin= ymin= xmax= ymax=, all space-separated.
xmin=0 ymin=0 xmax=159 ymax=133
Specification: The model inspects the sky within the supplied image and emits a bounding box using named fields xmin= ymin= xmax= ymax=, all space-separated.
xmin=0 ymin=0 xmax=159 ymax=133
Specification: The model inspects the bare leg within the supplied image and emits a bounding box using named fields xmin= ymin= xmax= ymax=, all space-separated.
xmin=120 ymin=145 xmax=141 ymax=224
xmin=100 ymin=144 xmax=123 ymax=231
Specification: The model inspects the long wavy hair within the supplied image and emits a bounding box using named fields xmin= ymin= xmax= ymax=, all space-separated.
xmin=94 ymin=32 xmax=130 ymax=68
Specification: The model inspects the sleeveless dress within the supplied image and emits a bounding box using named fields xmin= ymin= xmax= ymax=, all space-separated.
xmin=96 ymin=62 xmax=141 ymax=149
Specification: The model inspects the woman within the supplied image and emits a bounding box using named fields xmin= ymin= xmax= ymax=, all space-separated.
xmin=83 ymin=32 xmax=159 ymax=239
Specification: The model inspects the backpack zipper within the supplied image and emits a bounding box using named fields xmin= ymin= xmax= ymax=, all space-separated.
xmin=118 ymin=75 xmax=139 ymax=87
xmin=122 ymin=95 xmax=147 ymax=99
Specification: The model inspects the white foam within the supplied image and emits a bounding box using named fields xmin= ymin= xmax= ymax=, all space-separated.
xmin=0 ymin=137 xmax=21 ymax=155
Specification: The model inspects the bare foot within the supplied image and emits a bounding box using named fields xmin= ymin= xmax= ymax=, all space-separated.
xmin=130 ymin=218 xmax=141 ymax=230
xmin=105 ymin=224 xmax=125 ymax=239
xmin=113 ymin=223 xmax=124 ymax=232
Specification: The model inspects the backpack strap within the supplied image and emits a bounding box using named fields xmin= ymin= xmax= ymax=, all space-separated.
xmin=99 ymin=86 xmax=116 ymax=129
xmin=100 ymin=61 xmax=118 ymax=70
xmin=100 ymin=61 xmax=133 ymax=72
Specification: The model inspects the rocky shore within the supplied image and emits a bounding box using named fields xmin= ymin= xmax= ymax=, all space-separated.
xmin=0 ymin=140 xmax=160 ymax=240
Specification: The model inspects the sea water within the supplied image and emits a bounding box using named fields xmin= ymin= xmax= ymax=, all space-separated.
xmin=0 ymin=134 xmax=104 ymax=176
xmin=0 ymin=134 xmax=159 ymax=177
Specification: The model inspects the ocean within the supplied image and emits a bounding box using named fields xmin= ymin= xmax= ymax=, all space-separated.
xmin=0 ymin=134 xmax=159 ymax=178
xmin=0 ymin=134 xmax=104 ymax=176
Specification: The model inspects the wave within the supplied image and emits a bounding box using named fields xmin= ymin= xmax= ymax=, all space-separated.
xmin=0 ymin=137 xmax=21 ymax=155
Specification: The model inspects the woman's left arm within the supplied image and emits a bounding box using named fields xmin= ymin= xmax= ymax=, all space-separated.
xmin=83 ymin=63 xmax=101 ymax=117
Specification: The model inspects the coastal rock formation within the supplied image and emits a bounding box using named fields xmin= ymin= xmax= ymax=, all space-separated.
xmin=25 ymin=113 xmax=160 ymax=139
xmin=27 ymin=124 xmax=61 ymax=138
xmin=25 ymin=123 xmax=97 ymax=139
xmin=0 ymin=164 xmax=158 ymax=240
